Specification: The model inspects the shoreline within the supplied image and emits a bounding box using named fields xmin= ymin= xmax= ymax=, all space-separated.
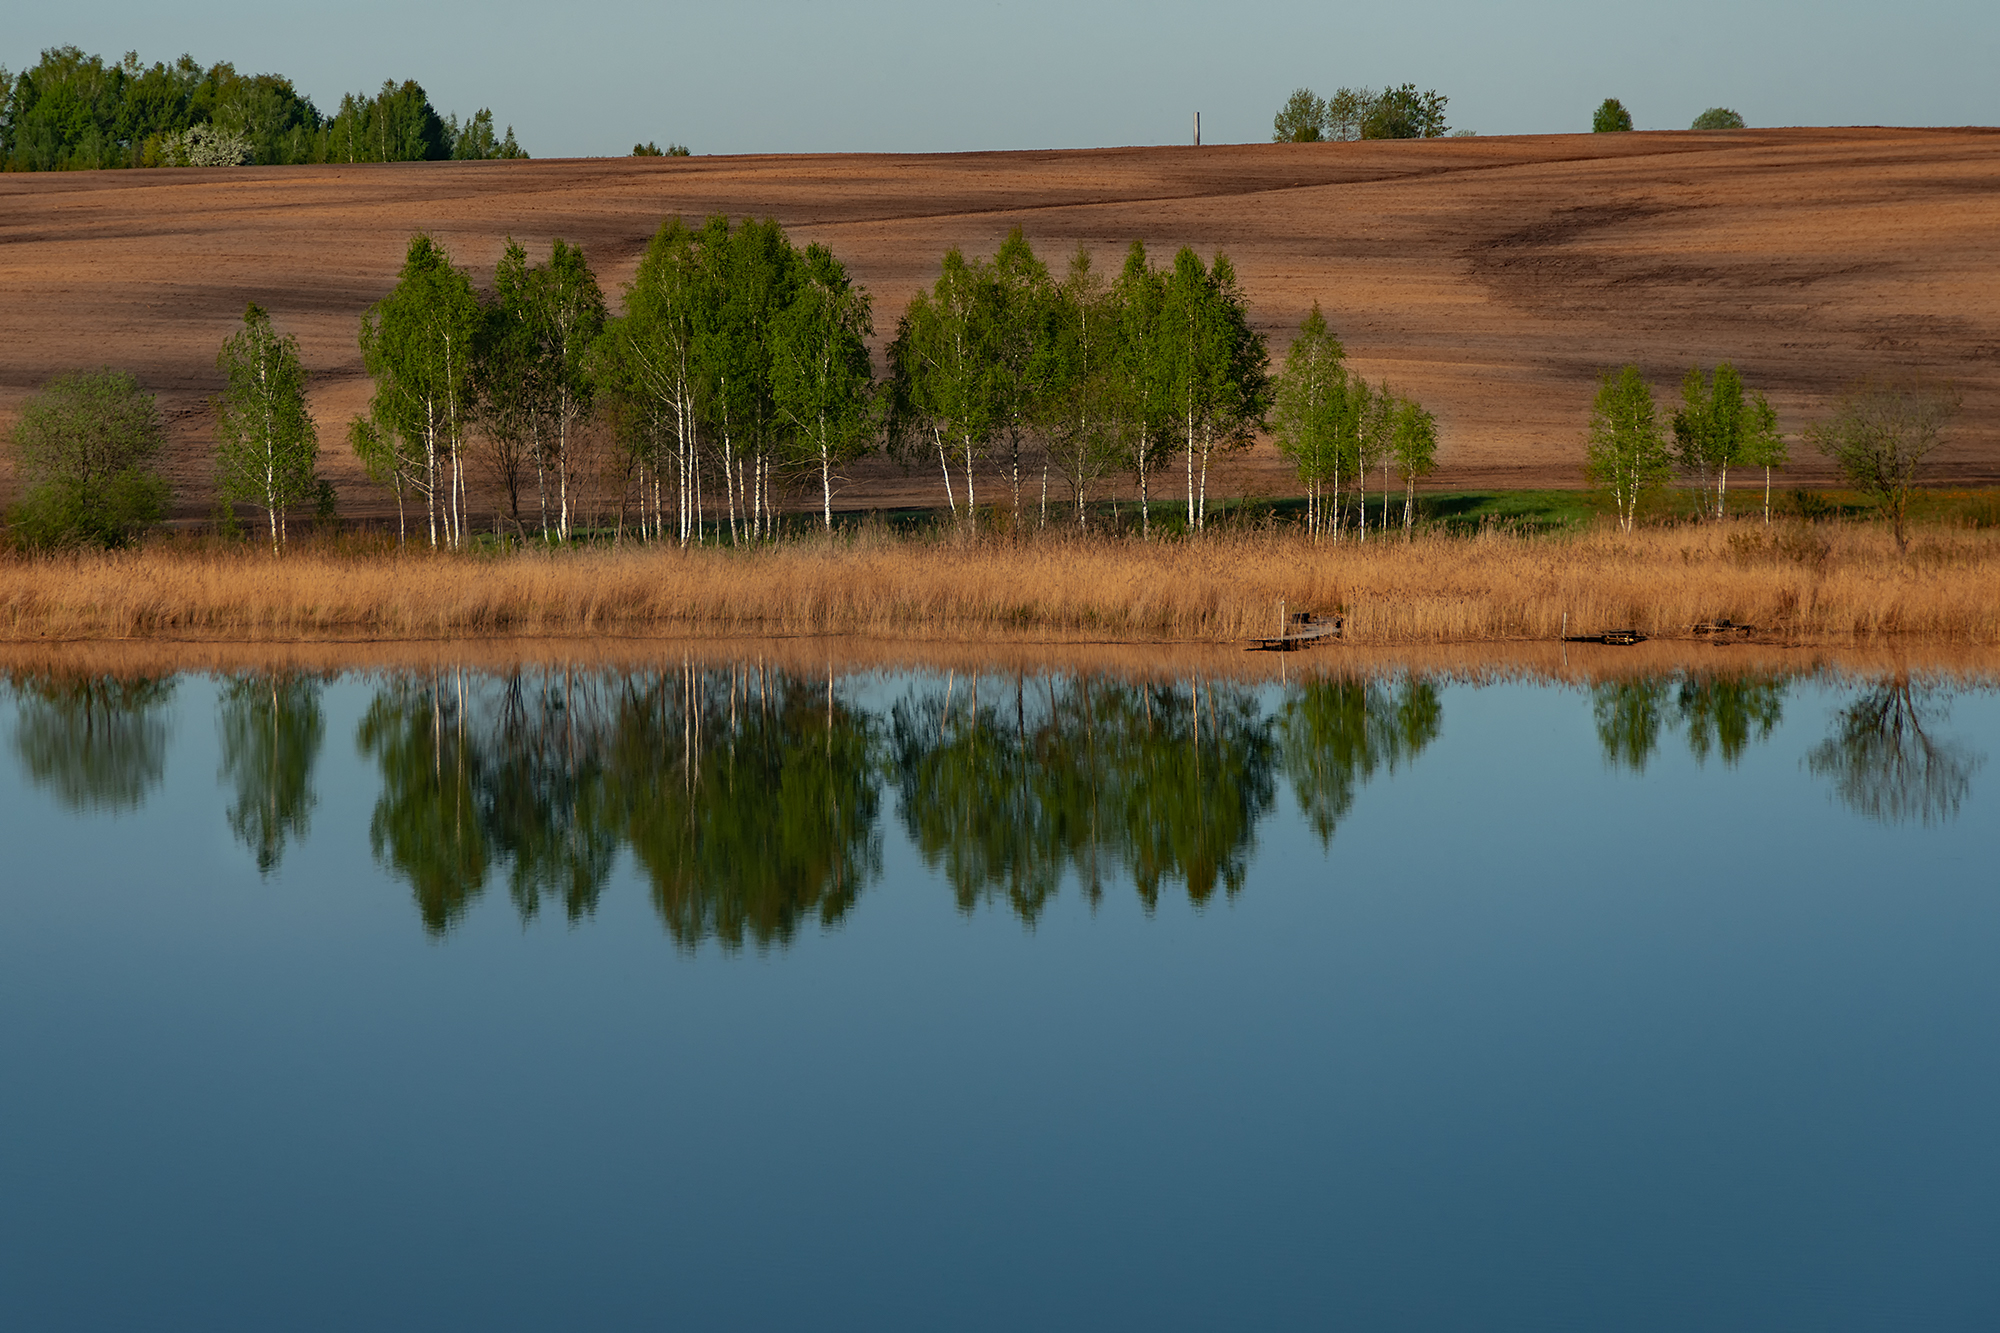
xmin=5 ymin=524 xmax=2000 ymax=649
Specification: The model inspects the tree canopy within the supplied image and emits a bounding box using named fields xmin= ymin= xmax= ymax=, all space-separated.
xmin=1593 ymin=98 xmax=1635 ymax=133
xmin=1273 ymin=85 xmax=1450 ymax=142
xmin=1691 ymin=107 xmax=1745 ymax=130
xmin=7 ymin=368 xmax=169 ymax=547
xmin=0 ymin=45 xmax=526 ymax=170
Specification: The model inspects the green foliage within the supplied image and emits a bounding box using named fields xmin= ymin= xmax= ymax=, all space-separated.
xmin=1593 ymin=98 xmax=1634 ymax=133
xmin=7 ymin=368 xmax=169 ymax=547
xmin=772 ymin=242 xmax=876 ymax=527
xmin=1273 ymin=88 xmax=1327 ymax=142
xmin=1035 ymin=246 xmax=1126 ymax=527
xmin=888 ymin=246 xmax=1001 ymax=522
xmin=356 ymin=234 xmax=484 ymax=546
xmin=1691 ymin=107 xmax=1745 ymax=130
xmin=4 ymin=672 xmax=177 ymax=812
xmin=1273 ymin=85 xmax=1445 ymax=143
xmin=1670 ymin=362 xmax=1782 ymax=520
xmin=1157 ymin=247 xmax=1271 ymax=529
xmin=216 ymin=673 xmax=326 ymax=874
xmin=1806 ymin=377 xmax=1961 ymax=551
xmin=484 ymin=237 xmax=605 ymax=540
xmin=445 ymin=108 xmax=526 ymax=160
xmin=1281 ymin=675 xmax=1440 ymax=847
xmin=0 ymin=45 xmax=525 ymax=170
xmin=1324 ymin=87 xmax=1374 ymax=141
xmin=1271 ymin=303 xmax=1355 ymax=536
xmin=1362 ymin=84 xmax=1450 ymax=139
xmin=215 ymin=303 xmax=323 ymax=549
xmin=1584 ymin=365 xmax=1671 ymax=532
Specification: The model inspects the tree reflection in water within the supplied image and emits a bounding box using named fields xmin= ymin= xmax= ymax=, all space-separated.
xmin=10 ymin=662 xmax=1982 ymax=940
xmin=1281 ymin=674 xmax=1442 ymax=848
xmin=5 ymin=671 xmax=177 ymax=813
xmin=1807 ymin=677 xmax=1986 ymax=826
xmin=356 ymin=663 xmax=879 ymax=948
xmin=891 ymin=674 xmax=1279 ymax=919
xmin=615 ymin=662 xmax=879 ymax=952
xmin=216 ymin=673 xmax=326 ymax=874
xmin=1592 ymin=672 xmax=1790 ymax=773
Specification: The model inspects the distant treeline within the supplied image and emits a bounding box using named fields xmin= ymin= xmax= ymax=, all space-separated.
xmin=0 ymin=45 xmax=525 ymax=171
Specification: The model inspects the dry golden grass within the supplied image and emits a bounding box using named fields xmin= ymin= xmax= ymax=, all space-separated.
xmin=4 ymin=520 xmax=1999 ymax=648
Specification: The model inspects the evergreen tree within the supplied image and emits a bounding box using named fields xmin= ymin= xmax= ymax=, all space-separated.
xmin=214 ymin=303 xmax=326 ymax=550
xmin=1593 ymin=98 xmax=1634 ymax=133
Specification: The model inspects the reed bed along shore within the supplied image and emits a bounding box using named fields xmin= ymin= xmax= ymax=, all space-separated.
xmin=4 ymin=635 xmax=1994 ymax=692
xmin=4 ymin=520 xmax=1999 ymax=648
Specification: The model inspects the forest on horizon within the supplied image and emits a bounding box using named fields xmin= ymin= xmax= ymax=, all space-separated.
xmin=0 ymin=45 xmax=526 ymax=171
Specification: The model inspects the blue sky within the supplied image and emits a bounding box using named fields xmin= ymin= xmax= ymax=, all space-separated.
xmin=9 ymin=0 xmax=1995 ymax=157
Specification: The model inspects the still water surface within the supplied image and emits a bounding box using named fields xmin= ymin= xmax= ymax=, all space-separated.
xmin=2 ymin=661 xmax=1996 ymax=1330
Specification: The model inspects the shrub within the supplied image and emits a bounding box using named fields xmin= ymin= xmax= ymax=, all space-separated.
xmin=7 ymin=370 xmax=170 ymax=548
xmin=1691 ymin=107 xmax=1746 ymax=130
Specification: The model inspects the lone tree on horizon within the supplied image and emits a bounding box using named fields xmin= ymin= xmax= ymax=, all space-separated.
xmin=1593 ymin=98 xmax=1634 ymax=132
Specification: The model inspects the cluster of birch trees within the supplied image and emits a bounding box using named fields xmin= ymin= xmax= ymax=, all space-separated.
xmin=888 ymin=232 xmax=1271 ymax=535
xmin=342 ymin=220 xmax=1443 ymax=546
xmin=352 ymin=220 xmax=872 ymax=548
xmin=1585 ymin=362 xmax=1790 ymax=532
xmin=1268 ymin=303 xmax=1439 ymax=540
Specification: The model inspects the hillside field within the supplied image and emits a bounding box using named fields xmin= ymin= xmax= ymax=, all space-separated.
xmin=2 ymin=126 xmax=1997 ymax=520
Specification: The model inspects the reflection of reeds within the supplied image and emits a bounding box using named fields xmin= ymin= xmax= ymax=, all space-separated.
xmin=5 ymin=522 xmax=2000 ymax=645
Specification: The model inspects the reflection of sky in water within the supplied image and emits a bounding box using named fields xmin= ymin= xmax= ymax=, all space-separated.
xmin=1 ymin=669 xmax=1996 ymax=1331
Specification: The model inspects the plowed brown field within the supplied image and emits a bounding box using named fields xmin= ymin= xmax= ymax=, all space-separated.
xmin=3 ymin=126 xmax=1996 ymax=519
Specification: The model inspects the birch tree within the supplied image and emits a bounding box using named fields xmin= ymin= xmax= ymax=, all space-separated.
xmin=697 ymin=216 xmax=796 ymax=544
xmin=357 ymin=234 xmax=482 ymax=548
xmin=1390 ymin=395 xmax=1438 ymax=533
xmin=1158 ymin=247 xmax=1269 ymax=532
xmin=1271 ymin=303 xmax=1349 ymax=539
xmin=888 ymin=248 xmax=995 ymax=527
xmin=601 ymin=217 xmax=708 ymax=545
xmin=1585 ymin=365 xmax=1671 ymax=533
xmin=988 ymin=228 xmax=1053 ymax=522
xmin=1672 ymin=362 xmax=1778 ymax=520
xmin=1036 ymin=246 xmax=1125 ymax=528
xmin=772 ymin=242 xmax=875 ymax=529
xmin=1110 ymin=242 xmax=1172 ymax=537
xmin=214 ymin=303 xmax=324 ymax=551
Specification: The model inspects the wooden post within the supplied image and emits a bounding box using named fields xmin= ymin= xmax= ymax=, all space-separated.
xmin=1194 ymin=112 xmax=1201 ymax=147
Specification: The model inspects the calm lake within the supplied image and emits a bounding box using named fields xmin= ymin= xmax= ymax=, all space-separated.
xmin=2 ymin=658 xmax=1996 ymax=1331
